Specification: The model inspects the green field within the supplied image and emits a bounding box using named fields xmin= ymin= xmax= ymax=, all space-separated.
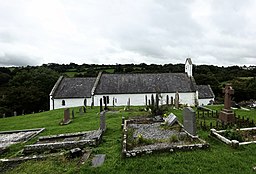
xmin=0 ymin=106 xmax=256 ymax=174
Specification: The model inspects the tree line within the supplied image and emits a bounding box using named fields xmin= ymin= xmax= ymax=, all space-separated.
xmin=0 ymin=63 xmax=255 ymax=116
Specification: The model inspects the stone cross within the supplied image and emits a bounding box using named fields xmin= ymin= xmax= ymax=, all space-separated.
xmin=183 ymin=107 xmax=196 ymax=136
xmin=175 ymin=91 xmax=179 ymax=108
xmin=223 ymin=84 xmax=234 ymax=110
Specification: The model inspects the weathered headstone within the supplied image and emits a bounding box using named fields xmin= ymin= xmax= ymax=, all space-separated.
xmin=72 ymin=109 xmax=75 ymax=119
xmin=14 ymin=111 xmax=17 ymax=116
xmin=103 ymin=96 xmax=108 ymax=110
xmin=60 ymin=108 xmax=71 ymax=125
xmin=164 ymin=113 xmax=178 ymax=126
xmin=3 ymin=113 xmax=5 ymax=118
xmin=100 ymin=98 xmax=103 ymax=112
xmin=92 ymin=154 xmax=106 ymax=167
xmin=79 ymin=107 xmax=83 ymax=115
xmin=183 ymin=107 xmax=196 ymax=136
xmin=156 ymin=93 xmax=159 ymax=109
xmin=100 ymin=111 xmax=106 ymax=132
xmin=127 ymin=98 xmax=131 ymax=110
xmin=151 ymin=94 xmax=154 ymax=107
xmin=84 ymin=98 xmax=87 ymax=107
xmin=175 ymin=92 xmax=179 ymax=108
xmin=171 ymin=96 xmax=174 ymax=106
xmin=91 ymin=101 xmax=94 ymax=109
xmin=219 ymin=84 xmax=235 ymax=124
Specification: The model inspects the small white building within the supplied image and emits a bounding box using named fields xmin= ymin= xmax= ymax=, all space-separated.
xmin=49 ymin=58 xmax=215 ymax=110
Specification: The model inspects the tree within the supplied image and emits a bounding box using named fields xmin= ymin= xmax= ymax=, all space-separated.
xmin=3 ymin=67 xmax=59 ymax=114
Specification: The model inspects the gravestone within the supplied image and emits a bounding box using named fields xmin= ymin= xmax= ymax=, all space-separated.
xmin=166 ymin=95 xmax=169 ymax=105
xmin=127 ymin=98 xmax=131 ymax=110
xmin=100 ymin=98 xmax=103 ymax=112
xmin=100 ymin=111 xmax=106 ymax=132
xmin=175 ymin=92 xmax=179 ymax=108
xmin=14 ymin=111 xmax=17 ymax=116
xmin=79 ymin=107 xmax=83 ymax=115
xmin=183 ymin=107 xmax=196 ymax=136
xmin=92 ymin=154 xmax=106 ymax=167
xmin=3 ymin=113 xmax=5 ymax=118
xmin=156 ymin=94 xmax=159 ymax=109
xmin=164 ymin=113 xmax=178 ymax=126
xmin=219 ymin=84 xmax=235 ymax=124
xmin=151 ymin=94 xmax=154 ymax=106
xmin=103 ymin=96 xmax=108 ymax=110
xmin=72 ymin=109 xmax=75 ymax=119
xmin=91 ymin=101 xmax=94 ymax=109
xmin=60 ymin=108 xmax=71 ymax=125
xmin=84 ymin=98 xmax=87 ymax=107
xmin=171 ymin=96 xmax=174 ymax=106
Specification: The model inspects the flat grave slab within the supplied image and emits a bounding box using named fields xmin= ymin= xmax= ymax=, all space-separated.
xmin=0 ymin=128 xmax=45 ymax=154
xmin=23 ymin=130 xmax=103 ymax=154
xmin=92 ymin=154 xmax=106 ymax=167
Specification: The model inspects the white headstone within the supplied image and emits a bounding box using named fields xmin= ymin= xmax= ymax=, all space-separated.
xmin=164 ymin=113 xmax=178 ymax=126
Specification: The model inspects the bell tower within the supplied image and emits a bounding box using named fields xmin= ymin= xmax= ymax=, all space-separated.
xmin=185 ymin=58 xmax=193 ymax=77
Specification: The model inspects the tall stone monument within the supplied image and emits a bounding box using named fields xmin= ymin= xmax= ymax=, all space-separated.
xmin=100 ymin=111 xmax=106 ymax=132
xmin=219 ymin=84 xmax=235 ymax=124
xmin=174 ymin=91 xmax=179 ymax=108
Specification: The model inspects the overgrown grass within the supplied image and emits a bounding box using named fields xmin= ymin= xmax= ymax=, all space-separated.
xmin=0 ymin=106 xmax=256 ymax=174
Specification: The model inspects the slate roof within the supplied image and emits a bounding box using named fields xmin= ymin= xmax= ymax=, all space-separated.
xmin=95 ymin=73 xmax=196 ymax=94
xmin=53 ymin=77 xmax=96 ymax=98
xmin=197 ymin=85 xmax=215 ymax=99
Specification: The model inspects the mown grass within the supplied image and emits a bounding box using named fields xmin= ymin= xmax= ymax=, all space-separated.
xmin=0 ymin=106 xmax=256 ymax=174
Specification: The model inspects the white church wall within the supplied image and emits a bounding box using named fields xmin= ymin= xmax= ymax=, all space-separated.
xmin=51 ymin=98 xmax=92 ymax=110
xmin=198 ymin=98 xmax=214 ymax=106
xmin=94 ymin=92 xmax=196 ymax=106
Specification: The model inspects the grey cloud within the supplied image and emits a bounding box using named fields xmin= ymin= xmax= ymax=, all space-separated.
xmin=0 ymin=53 xmax=40 ymax=66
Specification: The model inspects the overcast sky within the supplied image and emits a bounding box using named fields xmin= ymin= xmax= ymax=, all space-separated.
xmin=0 ymin=0 xmax=256 ymax=67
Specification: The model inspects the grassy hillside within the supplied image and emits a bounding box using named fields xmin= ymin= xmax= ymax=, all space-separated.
xmin=0 ymin=106 xmax=256 ymax=174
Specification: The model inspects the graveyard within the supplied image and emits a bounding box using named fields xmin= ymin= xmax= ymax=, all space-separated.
xmin=0 ymin=103 xmax=256 ymax=174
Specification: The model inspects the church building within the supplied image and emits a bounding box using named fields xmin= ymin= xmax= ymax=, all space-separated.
xmin=49 ymin=58 xmax=215 ymax=110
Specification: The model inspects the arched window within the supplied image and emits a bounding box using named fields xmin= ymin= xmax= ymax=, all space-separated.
xmin=62 ymin=100 xmax=65 ymax=106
